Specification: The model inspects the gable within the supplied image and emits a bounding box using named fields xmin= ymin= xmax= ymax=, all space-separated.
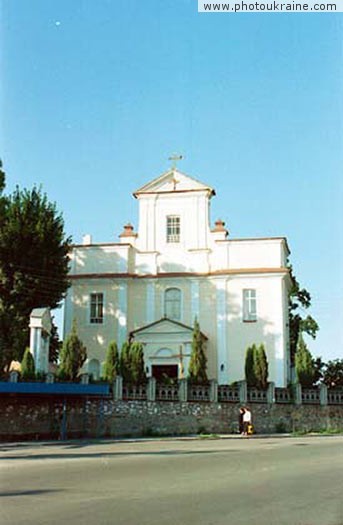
xmin=131 ymin=318 xmax=194 ymax=337
xmin=130 ymin=318 xmax=208 ymax=341
xmin=133 ymin=169 xmax=215 ymax=197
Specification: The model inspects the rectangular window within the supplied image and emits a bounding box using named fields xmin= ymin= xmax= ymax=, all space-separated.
xmin=166 ymin=215 xmax=180 ymax=243
xmin=90 ymin=293 xmax=104 ymax=324
xmin=243 ymin=289 xmax=257 ymax=322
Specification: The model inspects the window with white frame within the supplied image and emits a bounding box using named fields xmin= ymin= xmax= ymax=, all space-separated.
xmin=243 ymin=289 xmax=257 ymax=322
xmin=166 ymin=215 xmax=180 ymax=243
xmin=90 ymin=293 xmax=104 ymax=324
xmin=164 ymin=288 xmax=181 ymax=320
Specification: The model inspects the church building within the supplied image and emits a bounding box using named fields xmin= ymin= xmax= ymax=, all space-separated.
xmin=64 ymin=167 xmax=291 ymax=387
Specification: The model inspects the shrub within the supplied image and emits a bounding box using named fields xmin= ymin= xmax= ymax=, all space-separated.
xmin=103 ymin=341 xmax=119 ymax=383
xmin=58 ymin=320 xmax=87 ymax=381
xmin=21 ymin=347 xmax=35 ymax=380
xmin=295 ymin=333 xmax=315 ymax=387
xmin=188 ymin=318 xmax=208 ymax=383
xmin=245 ymin=344 xmax=257 ymax=387
xmin=254 ymin=343 xmax=269 ymax=389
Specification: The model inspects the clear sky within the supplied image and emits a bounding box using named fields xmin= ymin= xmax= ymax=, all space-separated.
xmin=1 ymin=0 xmax=342 ymax=361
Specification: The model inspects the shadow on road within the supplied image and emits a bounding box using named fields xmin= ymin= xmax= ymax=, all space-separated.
xmin=0 ymin=489 xmax=63 ymax=498
xmin=0 ymin=448 xmax=239 ymax=461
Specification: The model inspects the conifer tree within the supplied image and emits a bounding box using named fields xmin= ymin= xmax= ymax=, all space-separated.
xmin=188 ymin=318 xmax=208 ymax=383
xmin=295 ymin=333 xmax=315 ymax=387
xmin=254 ymin=343 xmax=269 ymax=389
xmin=58 ymin=320 xmax=87 ymax=381
xmin=130 ymin=342 xmax=146 ymax=384
xmin=103 ymin=341 xmax=119 ymax=383
xmin=120 ymin=341 xmax=132 ymax=383
xmin=21 ymin=347 xmax=35 ymax=380
xmin=245 ymin=345 xmax=257 ymax=387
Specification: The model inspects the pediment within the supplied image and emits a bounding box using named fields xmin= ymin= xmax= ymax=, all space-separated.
xmin=131 ymin=318 xmax=194 ymax=337
xmin=130 ymin=318 xmax=207 ymax=340
xmin=133 ymin=169 xmax=215 ymax=197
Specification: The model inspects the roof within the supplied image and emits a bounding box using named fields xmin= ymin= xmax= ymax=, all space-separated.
xmin=130 ymin=317 xmax=208 ymax=340
xmin=133 ymin=168 xmax=215 ymax=198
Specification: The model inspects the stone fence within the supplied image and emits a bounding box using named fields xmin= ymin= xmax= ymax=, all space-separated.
xmin=1 ymin=374 xmax=343 ymax=441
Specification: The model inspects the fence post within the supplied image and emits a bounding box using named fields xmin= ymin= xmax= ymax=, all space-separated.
xmin=61 ymin=398 xmax=67 ymax=440
xmin=9 ymin=371 xmax=19 ymax=383
xmin=80 ymin=373 xmax=89 ymax=385
xmin=294 ymin=383 xmax=302 ymax=405
xmin=239 ymin=380 xmax=247 ymax=404
xmin=319 ymin=383 xmax=328 ymax=406
xmin=113 ymin=376 xmax=123 ymax=401
xmin=178 ymin=378 xmax=188 ymax=402
xmin=148 ymin=377 xmax=156 ymax=402
xmin=267 ymin=382 xmax=275 ymax=404
xmin=209 ymin=379 xmax=218 ymax=403
xmin=46 ymin=372 xmax=55 ymax=384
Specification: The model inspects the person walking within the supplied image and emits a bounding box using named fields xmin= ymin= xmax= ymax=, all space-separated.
xmin=242 ymin=406 xmax=252 ymax=437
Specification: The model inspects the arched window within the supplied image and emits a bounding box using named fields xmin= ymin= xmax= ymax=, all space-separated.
xmin=164 ymin=288 xmax=181 ymax=320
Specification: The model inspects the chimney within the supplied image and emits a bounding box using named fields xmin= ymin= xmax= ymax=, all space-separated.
xmin=82 ymin=234 xmax=93 ymax=245
xmin=119 ymin=223 xmax=138 ymax=245
xmin=211 ymin=219 xmax=229 ymax=241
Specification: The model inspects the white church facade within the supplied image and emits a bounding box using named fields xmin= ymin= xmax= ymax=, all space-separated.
xmin=64 ymin=168 xmax=291 ymax=387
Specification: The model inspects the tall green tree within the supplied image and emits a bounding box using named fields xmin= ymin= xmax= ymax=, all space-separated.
xmin=130 ymin=342 xmax=146 ymax=384
xmin=21 ymin=347 xmax=35 ymax=380
xmin=254 ymin=344 xmax=269 ymax=389
xmin=49 ymin=318 xmax=62 ymax=364
xmin=120 ymin=341 xmax=132 ymax=383
xmin=245 ymin=344 xmax=257 ymax=387
xmin=295 ymin=333 xmax=315 ymax=387
xmin=288 ymin=265 xmax=319 ymax=364
xmin=188 ymin=318 xmax=207 ymax=383
xmin=58 ymin=321 xmax=87 ymax=381
xmin=0 ymin=169 xmax=71 ymax=373
xmin=103 ymin=341 xmax=120 ymax=383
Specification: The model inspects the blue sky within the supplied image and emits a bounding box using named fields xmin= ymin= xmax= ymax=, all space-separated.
xmin=1 ymin=1 xmax=342 ymax=361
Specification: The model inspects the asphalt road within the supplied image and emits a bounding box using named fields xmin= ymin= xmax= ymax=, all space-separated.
xmin=1 ymin=435 xmax=342 ymax=525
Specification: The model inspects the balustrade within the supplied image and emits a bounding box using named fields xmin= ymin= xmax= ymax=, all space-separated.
xmin=218 ymin=385 xmax=240 ymax=402
xmin=188 ymin=384 xmax=210 ymax=402
xmin=122 ymin=383 xmax=147 ymax=401
xmin=156 ymin=383 xmax=179 ymax=401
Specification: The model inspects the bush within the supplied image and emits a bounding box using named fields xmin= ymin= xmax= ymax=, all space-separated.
xmin=254 ymin=344 xmax=269 ymax=389
xmin=295 ymin=333 xmax=315 ymax=387
xmin=21 ymin=347 xmax=35 ymax=380
xmin=245 ymin=344 xmax=257 ymax=387
xmin=188 ymin=318 xmax=208 ymax=383
xmin=58 ymin=320 xmax=87 ymax=381
xmin=103 ymin=341 xmax=119 ymax=383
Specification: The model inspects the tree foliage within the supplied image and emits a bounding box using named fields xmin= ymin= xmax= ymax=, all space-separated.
xmin=49 ymin=318 xmax=62 ymax=364
xmin=103 ymin=341 xmax=120 ymax=383
xmin=130 ymin=342 xmax=146 ymax=384
xmin=21 ymin=347 xmax=35 ymax=380
xmin=288 ymin=265 xmax=319 ymax=363
xmin=295 ymin=333 xmax=315 ymax=387
xmin=119 ymin=341 xmax=146 ymax=384
xmin=0 ymin=165 xmax=71 ymax=373
xmin=120 ymin=341 xmax=132 ymax=383
xmin=254 ymin=344 xmax=269 ymax=389
xmin=188 ymin=318 xmax=208 ymax=383
xmin=245 ymin=344 xmax=257 ymax=387
xmin=322 ymin=359 xmax=343 ymax=388
xmin=58 ymin=321 xmax=87 ymax=380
